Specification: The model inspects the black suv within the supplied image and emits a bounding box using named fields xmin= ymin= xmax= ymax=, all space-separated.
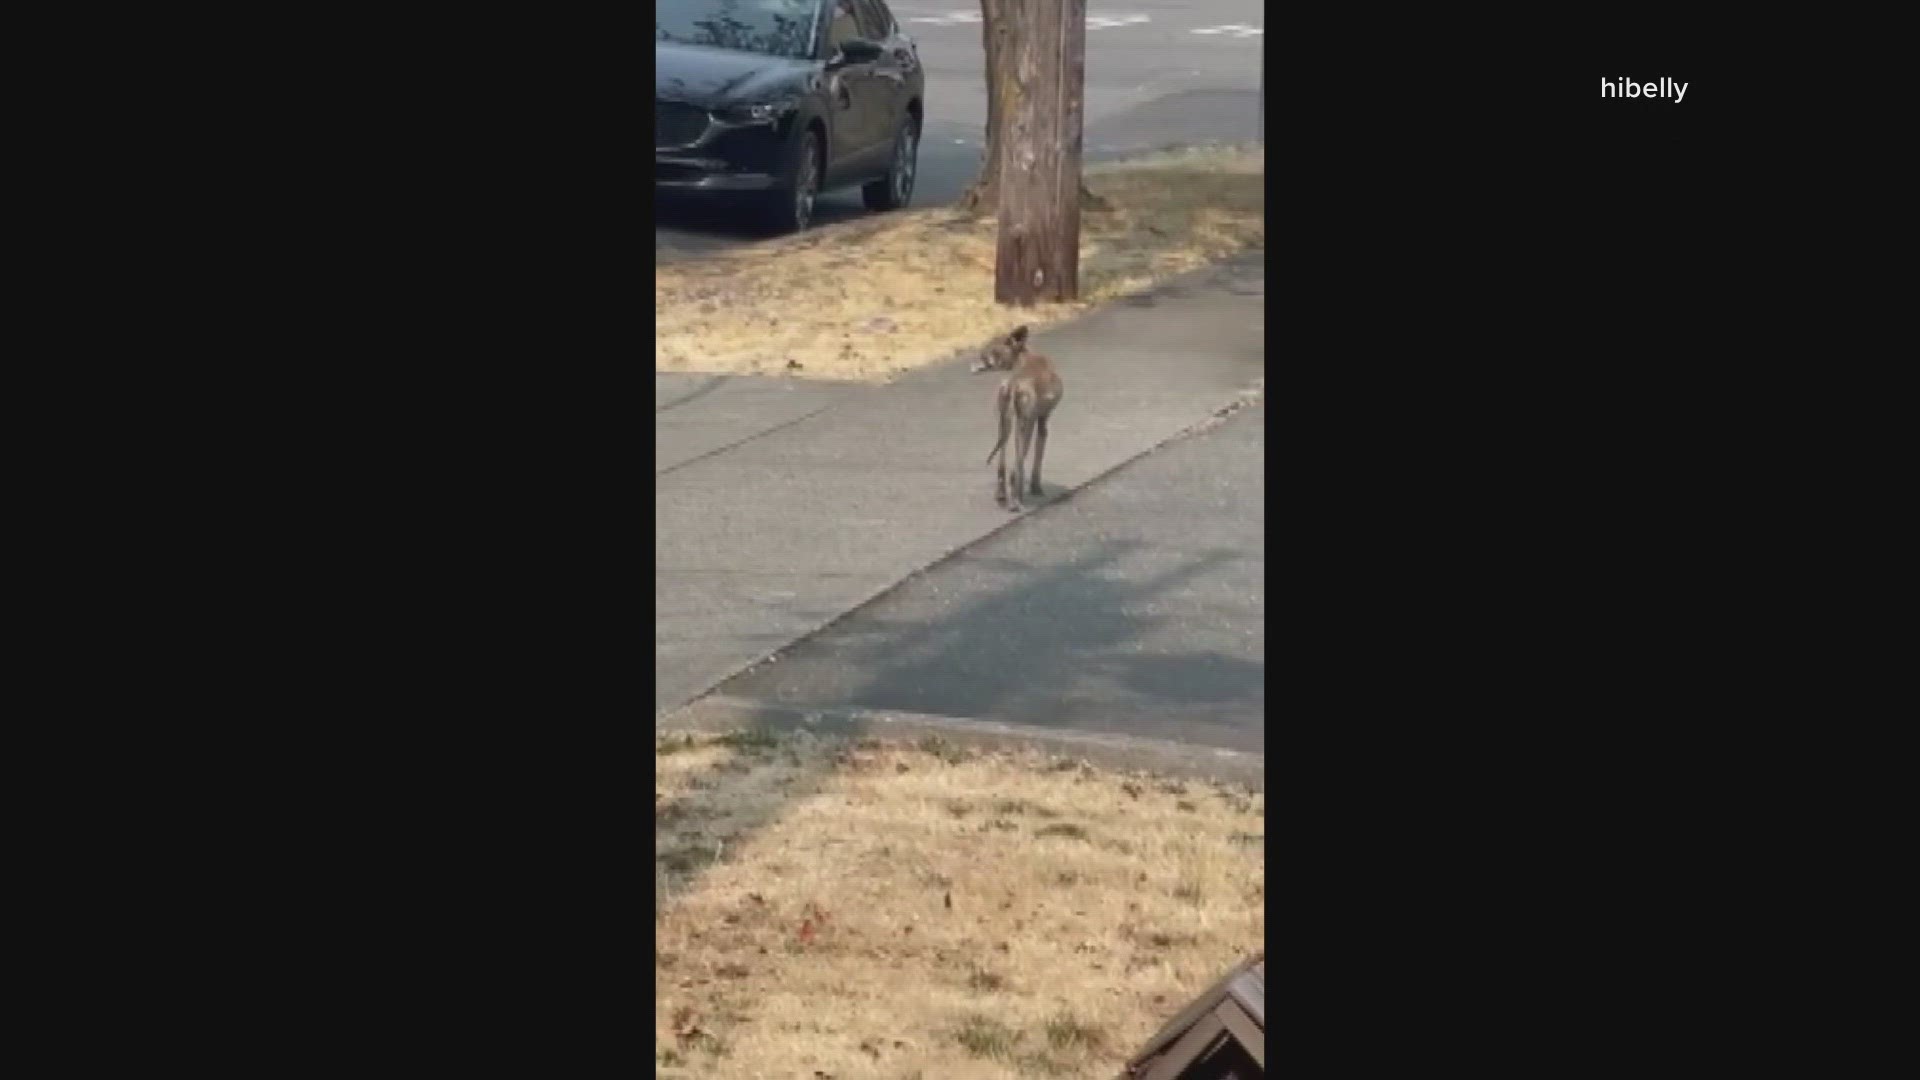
xmin=655 ymin=0 xmax=924 ymax=232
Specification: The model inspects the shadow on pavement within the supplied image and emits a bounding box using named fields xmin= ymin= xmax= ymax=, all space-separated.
xmin=813 ymin=540 xmax=1261 ymax=726
xmin=657 ymin=537 xmax=1260 ymax=905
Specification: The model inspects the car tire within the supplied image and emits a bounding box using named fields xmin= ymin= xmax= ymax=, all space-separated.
xmin=862 ymin=116 xmax=918 ymax=212
xmin=761 ymin=125 xmax=823 ymax=234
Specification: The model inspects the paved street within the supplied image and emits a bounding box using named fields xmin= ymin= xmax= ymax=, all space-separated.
xmin=656 ymin=0 xmax=1264 ymax=260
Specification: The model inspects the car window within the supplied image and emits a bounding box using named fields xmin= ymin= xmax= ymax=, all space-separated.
xmin=851 ymin=0 xmax=894 ymax=39
xmin=825 ymin=0 xmax=864 ymax=51
xmin=655 ymin=0 xmax=821 ymax=59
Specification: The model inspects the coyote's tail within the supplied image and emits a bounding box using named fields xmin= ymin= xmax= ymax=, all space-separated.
xmin=987 ymin=386 xmax=1013 ymax=464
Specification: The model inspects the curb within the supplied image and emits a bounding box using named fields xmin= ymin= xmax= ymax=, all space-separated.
xmin=1083 ymin=137 xmax=1264 ymax=169
xmin=661 ymin=695 xmax=1265 ymax=790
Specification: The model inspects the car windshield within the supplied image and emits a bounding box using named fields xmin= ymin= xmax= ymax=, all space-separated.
xmin=656 ymin=0 xmax=820 ymax=60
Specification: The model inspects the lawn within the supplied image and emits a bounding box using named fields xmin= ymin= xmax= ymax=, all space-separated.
xmin=655 ymin=729 xmax=1265 ymax=1078
xmin=654 ymin=143 xmax=1266 ymax=382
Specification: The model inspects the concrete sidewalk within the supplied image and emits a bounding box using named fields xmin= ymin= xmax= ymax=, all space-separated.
xmin=707 ymin=402 xmax=1265 ymax=753
xmin=655 ymin=253 xmax=1264 ymax=718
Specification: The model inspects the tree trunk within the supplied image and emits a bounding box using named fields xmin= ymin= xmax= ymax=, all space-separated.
xmin=958 ymin=0 xmax=1015 ymax=211
xmin=994 ymin=0 xmax=1085 ymax=305
xmin=961 ymin=0 xmax=1104 ymax=214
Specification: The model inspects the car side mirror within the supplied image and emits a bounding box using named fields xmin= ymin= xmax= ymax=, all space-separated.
xmin=831 ymin=39 xmax=884 ymax=66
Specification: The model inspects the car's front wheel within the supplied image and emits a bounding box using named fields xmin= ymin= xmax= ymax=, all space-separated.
xmin=760 ymin=126 xmax=822 ymax=234
xmin=862 ymin=116 xmax=918 ymax=212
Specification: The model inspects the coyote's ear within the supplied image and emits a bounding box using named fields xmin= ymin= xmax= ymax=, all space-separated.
xmin=1011 ymin=325 xmax=1029 ymax=343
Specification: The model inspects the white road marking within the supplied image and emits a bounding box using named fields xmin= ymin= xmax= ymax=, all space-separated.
xmin=907 ymin=10 xmax=979 ymax=25
xmin=907 ymin=10 xmax=1152 ymax=30
xmin=1191 ymin=24 xmax=1263 ymax=38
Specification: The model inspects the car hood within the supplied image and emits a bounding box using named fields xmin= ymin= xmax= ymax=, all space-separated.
xmin=656 ymin=42 xmax=820 ymax=109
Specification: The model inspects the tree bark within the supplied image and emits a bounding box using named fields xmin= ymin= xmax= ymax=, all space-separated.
xmin=958 ymin=0 xmax=1015 ymax=211
xmin=961 ymin=0 xmax=1104 ymax=214
xmin=994 ymin=0 xmax=1085 ymax=305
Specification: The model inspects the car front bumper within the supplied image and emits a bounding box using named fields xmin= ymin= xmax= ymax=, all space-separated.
xmin=655 ymin=156 xmax=780 ymax=192
xmin=655 ymin=102 xmax=796 ymax=194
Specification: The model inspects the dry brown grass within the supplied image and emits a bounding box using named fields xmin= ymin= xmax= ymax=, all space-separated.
xmin=655 ymin=730 xmax=1265 ymax=1079
xmin=654 ymin=144 xmax=1265 ymax=382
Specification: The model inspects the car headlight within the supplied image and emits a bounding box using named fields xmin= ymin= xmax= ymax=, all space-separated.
xmin=717 ymin=99 xmax=798 ymax=124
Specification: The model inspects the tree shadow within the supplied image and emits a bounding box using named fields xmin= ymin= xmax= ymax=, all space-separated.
xmin=1076 ymin=163 xmax=1266 ymax=300
xmin=657 ymin=535 xmax=1263 ymax=905
xmin=813 ymin=540 xmax=1261 ymax=728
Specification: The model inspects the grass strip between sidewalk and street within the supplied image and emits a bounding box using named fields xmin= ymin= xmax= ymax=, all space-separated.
xmin=655 ymin=143 xmax=1265 ymax=382
xmin=655 ymin=729 xmax=1265 ymax=1078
